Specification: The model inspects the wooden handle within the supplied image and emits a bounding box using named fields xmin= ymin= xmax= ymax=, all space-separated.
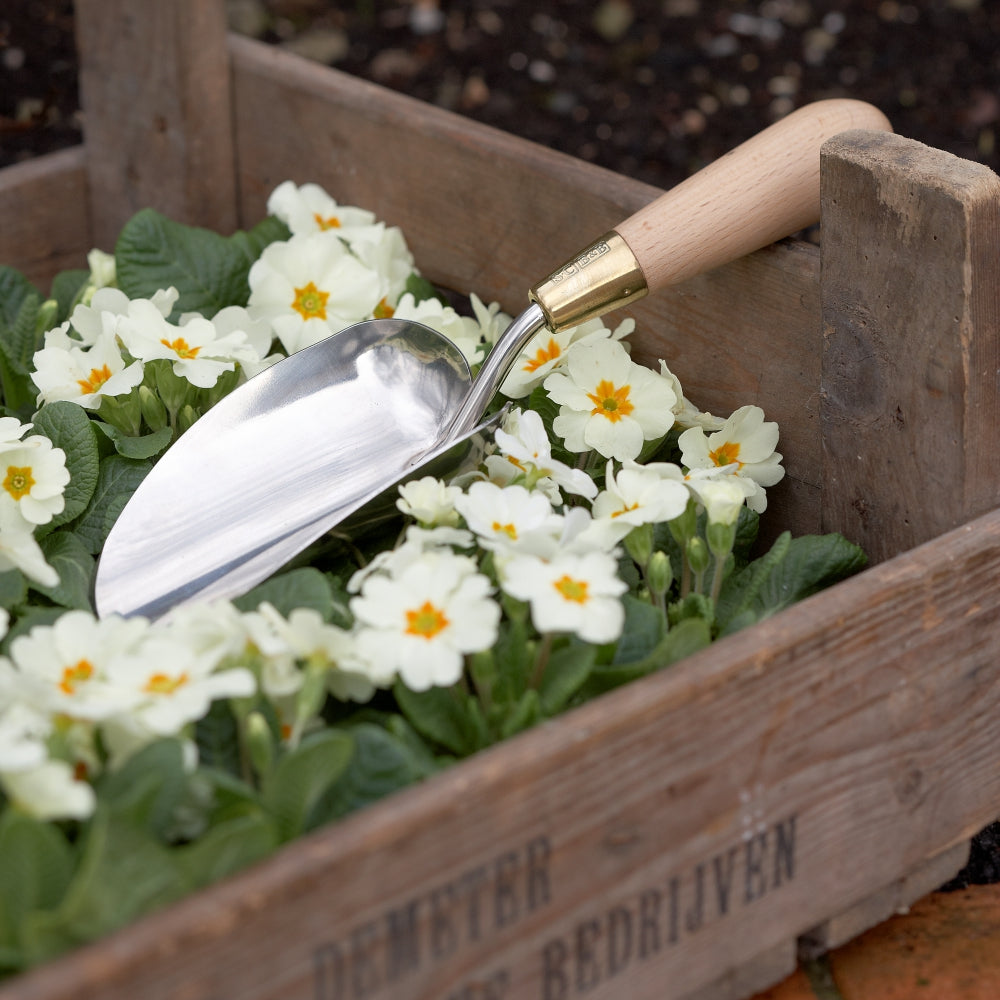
xmin=616 ymin=99 xmax=892 ymax=290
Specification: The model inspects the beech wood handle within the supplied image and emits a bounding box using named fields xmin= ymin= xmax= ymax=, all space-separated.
xmin=616 ymin=99 xmax=892 ymax=289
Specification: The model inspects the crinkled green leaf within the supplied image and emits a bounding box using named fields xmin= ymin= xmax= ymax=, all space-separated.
xmin=307 ymin=723 xmax=427 ymax=829
xmin=235 ymin=567 xmax=334 ymax=620
xmin=539 ymin=640 xmax=597 ymax=715
xmin=34 ymin=531 xmax=95 ymax=610
xmin=73 ymin=454 xmax=152 ymax=554
xmin=612 ymin=594 xmax=666 ymax=665
xmin=577 ymin=617 xmax=712 ymax=700
xmin=115 ymin=209 xmax=289 ymax=318
xmin=0 ymin=809 xmax=74 ymax=970
xmin=0 ymin=289 xmax=41 ymax=415
xmin=404 ymin=273 xmax=447 ymax=306
xmin=48 ymin=269 xmax=91 ymax=325
xmin=500 ymin=688 xmax=543 ymax=739
xmin=94 ymin=421 xmax=174 ymax=460
xmin=393 ymin=680 xmax=489 ymax=757
xmin=261 ymin=729 xmax=355 ymax=841
xmin=194 ymin=701 xmax=244 ymax=778
xmin=0 ymin=570 xmax=27 ymax=613
xmin=31 ymin=402 xmax=100 ymax=532
xmin=0 ymin=267 xmax=39 ymax=330
xmin=177 ymin=812 xmax=279 ymax=889
xmin=716 ymin=532 xmax=867 ymax=636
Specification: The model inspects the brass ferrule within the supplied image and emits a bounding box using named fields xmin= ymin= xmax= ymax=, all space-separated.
xmin=528 ymin=231 xmax=648 ymax=332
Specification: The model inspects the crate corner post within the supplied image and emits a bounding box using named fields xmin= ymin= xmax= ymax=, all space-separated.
xmin=73 ymin=0 xmax=240 ymax=249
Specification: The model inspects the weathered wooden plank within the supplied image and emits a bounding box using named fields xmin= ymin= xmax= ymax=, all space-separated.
xmin=73 ymin=0 xmax=238 ymax=250
xmin=798 ymin=840 xmax=971 ymax=958
xmin=821 ymin=130 xmax=1000 ymax=562
xmin=0 ymin=147 xmax=91 ymax=289
xmin=227 ymin=34 xmax=823 ymax=540
xmin=5 ymin=506 xmax=999 ymax=1000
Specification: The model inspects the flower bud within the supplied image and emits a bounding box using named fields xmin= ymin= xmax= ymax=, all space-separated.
xmin=648 ymin=550 xmax=673 ymax=599
xmin=686 ymin=536 xmax=710 ymax=576
xmin=177 ymin=404 xmax=200 ymax=434
xmin=138 ymin=385 xmax=169 ymax=431
xmin=245 ymin=710 xmax=274 ymax=778
xmin=624 ymin=523 xmax=653 ymax=567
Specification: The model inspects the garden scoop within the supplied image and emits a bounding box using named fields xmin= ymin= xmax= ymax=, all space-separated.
xmin=95 ymin=99 xmax=890 ymax=620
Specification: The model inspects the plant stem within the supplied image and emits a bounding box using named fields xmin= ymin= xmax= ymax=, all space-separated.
xmin=529 ymin=632 xmax=554 ymax=690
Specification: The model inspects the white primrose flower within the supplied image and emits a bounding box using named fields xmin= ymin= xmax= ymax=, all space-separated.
xmin=0 ymin=696 xmax=50 ymax=774
xmin=391 ymin=293 xmax=485 ymax=366
xmin=7 ymin=610 xmax=151 ymax=720
xmin=86 ymin=247 xmax=117 ymax=290
xmin=30 ymin=327 xmax=145 ymax=409
xmin=454 ymin=481 xmax=563 ymax=554
xmin=119 ymin=300 xmax=259 ymax=389
xmin=345 ymin=224 xmax=416 ymax=312
xmin=678 ymin=404 xmax=784 ymax=513
xmin=583 ymin=459 xmax=691 ymax=547
xmin=469 ymin=294 xmax=512 ymax=355
xmin=696 ymin=477 xmax=747 ymax=527
xmin=247 ymin=230 xmax=383 ymax=354
xmin=267 ymin=180 xmax=377 ymax=236
xmin=0 ymin=501 xmax=59 ymax=587
xmin=658 ymin=360 xmax=726 ymax=432
xmin=182 ymin=305 xmax=282 ymax=379
xmin=0 ymin=432 xmax=71 ymax=525
xmin=486 ymin=407 xmax=597 ymax=501
xmin=103 ymin=632 xmax=257 ymax=737
xmin=350 ymin=549 xmax=500 ymax=692
xmin=397 ymin=476 xmax=463 ymax=527
xmin=500 ymin=549 xmax=628 ymax=644
xmin=67 ymin=286 xmax=178 ymax=346
xmin=1 ymin=758 xmax=96 ymax=821
xmin=500 ymin=317 xmax=634 ymax=399
xmin=544 ymin=338 xmax=677 ymax=462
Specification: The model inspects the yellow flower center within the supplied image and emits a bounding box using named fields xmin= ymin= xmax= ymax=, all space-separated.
xmin=160 ymin=337 xmax=201 ymax=360
xmin=144 ymin=671 xmax=189 ymax=695
xmin=77 ymin=364 xmax=113 ymax=395
xmin=292 ymin=281 xmax=330 ymax=320
xmin=3 ymin=465 xmax=35 ymax=501
xmin=313 ymin=212 xmax=342 ymax=231
xmin=492 ymin=521 xmax=518 ymax=540
xmin=554 ymin=574 xmax=589 ymax=604
xmin=405 ymin=600 xmax=450 ymax=640
xmin=373 ymin=297 xmax=395 ymax=319
xmin=587 ymin=380 xmax=634 ymax=422
xmin=59 ymin=659 xmax=94 ymax=695
xmin=610 ymin=502 xmax=639 ymax=519
xmin=523 ymin=337 xmax=561 ymax=373
xmin=709 ymin=441 xmax=742 ymax=468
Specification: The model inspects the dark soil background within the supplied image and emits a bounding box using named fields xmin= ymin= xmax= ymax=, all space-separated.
xmin=1 ymin=0 xmax=998 ymax=886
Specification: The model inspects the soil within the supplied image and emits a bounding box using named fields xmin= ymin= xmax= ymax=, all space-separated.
xmin=1 ymin=0 xmax=999 ymax=886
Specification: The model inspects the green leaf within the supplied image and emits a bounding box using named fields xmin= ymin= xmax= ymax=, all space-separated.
xmin=404 ymin=273 xmax=447 ymax=306
xmin=95 ymin=422 xmax=174 ymax=460
xmin=490 ymin=617 xmax=533 ymax=707
xmin=0 ymin=267 xmax=39 ymax=328
xmin=20 ymin=805 xmax=187 ymax=966
xmin=115 ymin=209 xmax=287 ymax=318
xmin=0 ymin=570 xmax=27 ymax=613
xmin=500 ymin=688 xmax=542 ymax=739
xmin=0 ymin=289 xmax=41 ymax=414
xmin=612 ymin=595 xmax=666 ymax=665
xmin=177 ymin=812 xmax=279 ymax=889
xmin=194 ymin=700 xmax=244 ymax=777
xmin=716 ymin=532 xmax=867 ymax=635
xmin=577 ymin=617 xmax=712 ymax=700
xmin=73 ymin=454 xmax=152 ymax=554
xmin=539 ymin=640 xmax=597 ymax=715
xmin=261 ymin=729 xmax=355 ymax=841
xmin=33 ymin=532 xmax=95 ymax=610
xmin=0 ymin=809 xmax=74 ymax=967
xmin=234 ymin=567 xmax=334 ymax=619
xmin=96 ymin=739 xmax=190 ymax=840
xmin=31 ymin=402 xmax=101 ymax=531
xmin=48 ymin=269 xmax=91 ymax=325
xmin=307 ymin=723 xmax=427 ymax=829
xmin=393 ymin=681 xmax=488 ymax=757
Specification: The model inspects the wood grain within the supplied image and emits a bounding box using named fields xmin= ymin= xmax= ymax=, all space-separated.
xmin=0 ymin=148 xmax=91 ymax=290
xmin=821 ymin=130 xmax=1000 ymax=562
xmin=73 ymin=0 xmax=238 ymax=250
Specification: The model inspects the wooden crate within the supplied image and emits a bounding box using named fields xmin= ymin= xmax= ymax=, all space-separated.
xmin=2 ymin=3 xmax=999 ymax=998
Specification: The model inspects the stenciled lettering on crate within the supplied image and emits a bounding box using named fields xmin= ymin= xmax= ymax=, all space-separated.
xmin=312 ymin=815 xmax=796 ymax=1000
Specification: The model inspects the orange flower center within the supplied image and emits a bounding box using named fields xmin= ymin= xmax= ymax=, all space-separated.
xmin=77 ymin=364 xmax=113 ymax=395
xmin=3 ymin=465 xmax=35 ymax=501
xmin=523 ymin=337 xmax=561 ymax=373
xmin=59 ymin=659 xmax=94 ymax=695
xmin=587 ymin=380 xmax=634 ymax=422
xmin=160 ymin=337 xmax=201 ymax=359
xmin=554 ymin=575 xmax=589 ymax=604
xmin=313 ymin=212 xmax=342 ymax=231
xmin=709 ymin=441 xmax=742 ymax=468
xmin=492 ymin=521 xmax=518 ymax=540
xmin=610 ymin=502 xmax=639 ymax=519
xmin=144 ymin=672 xmax=189 ymax=695
xmin=373 ymin=297 xmax=395 ymax=319
xmin=292 ymin=281 xmax=330 ymax=320
xmin=405 ymin=600 xmax=450 ymax=640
